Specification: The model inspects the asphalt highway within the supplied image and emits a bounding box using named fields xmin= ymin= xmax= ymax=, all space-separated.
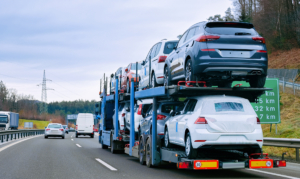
xmin=0 ymin=132 xmax=299 ymax=179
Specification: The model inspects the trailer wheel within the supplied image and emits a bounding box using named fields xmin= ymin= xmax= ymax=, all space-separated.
xmin=185 ymin=132 xmax=197 ymax=159
xmin=139 ymin=137 xmax=145 ymax=165
xmin=110 ymin=135 xmax=116 ymax=154
xmin=145 ymin=138 xmax=153 ymax=168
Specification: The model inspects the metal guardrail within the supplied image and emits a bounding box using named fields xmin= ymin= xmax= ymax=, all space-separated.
xmin=264 ymin=137 xmax=300 ymax=161
xmin=0 ymin=129 xmax=44 ymax=143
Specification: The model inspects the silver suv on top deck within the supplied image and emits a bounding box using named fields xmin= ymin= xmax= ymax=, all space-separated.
xmin=164 ymin=21 xmax=268 ymax=88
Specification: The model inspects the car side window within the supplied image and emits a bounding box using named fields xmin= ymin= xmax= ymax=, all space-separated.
xmin=183 ymin=99 xmax=197 ymax=114
xmin=177 ymin=31 xmax=188 ymax=48
xmin=155 ymin=42 xmax=162 ymax=57
xmin=145 ymin=49 xmax=151 ymax=63
xmin=194 ymin=26 xmax=203 ymax=35
xmin=150 ymin=44 xmax=158 ymax=59
xmin=185 ymin=27 xmax=196 ymax=42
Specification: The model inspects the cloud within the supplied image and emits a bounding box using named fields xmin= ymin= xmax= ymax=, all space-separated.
xmin=0 ymin=0 xmax=232 ymax=102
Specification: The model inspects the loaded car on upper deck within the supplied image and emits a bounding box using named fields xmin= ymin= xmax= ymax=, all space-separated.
xmin=163 ymin=21 xmax=268 ymax=88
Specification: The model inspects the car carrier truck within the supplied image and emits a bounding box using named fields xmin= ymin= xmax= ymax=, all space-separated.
xmin=0 ymin=111 xmax=19 ymax=130
xmin=98 ymin=75 xmax=287 ymax=170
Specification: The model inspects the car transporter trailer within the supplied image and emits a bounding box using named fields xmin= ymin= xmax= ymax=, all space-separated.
xmin=98 ymin=76 xmax=287 ymax=170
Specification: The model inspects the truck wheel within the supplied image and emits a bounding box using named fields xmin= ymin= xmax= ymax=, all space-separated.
xmin=102 ymin=144 xmax=108 ymax=149
xmin=164 ymin=128 xmax=172 ymax=148
xmin=91 ymin=134 xmax=94 ymax=138
xmin=146 ymin=138 xmax=153 ymax=168
xmin=44 ymin=136 xmax=48 ymax=139
xmin=139 ymin=137 xmax=145 ymax=165
xmin=249 ymin=76 xmax=266 ymax=88
xmin=110 ymin=135 xmax=116 ymax=154
xmin=185 ymin=132 xmax=197 ymax=159
xmin=62 ymin=136 xmax=65 ymax=139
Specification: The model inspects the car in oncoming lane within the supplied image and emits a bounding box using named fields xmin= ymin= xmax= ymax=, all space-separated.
xmin=164 ymin=21 xmax=268 ymax=88
xmin=164 ymin=95 xmax=263 ymax=159
xmin=44 ymin=123 xmax=65 ymax=139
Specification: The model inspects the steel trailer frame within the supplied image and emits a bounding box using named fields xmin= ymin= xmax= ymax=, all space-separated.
xmin=100 ymin=76 xmax=286 ymax=169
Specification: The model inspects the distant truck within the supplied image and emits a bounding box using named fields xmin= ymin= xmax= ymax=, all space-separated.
xmin=0 ymin=111 xmax=19 ymax=130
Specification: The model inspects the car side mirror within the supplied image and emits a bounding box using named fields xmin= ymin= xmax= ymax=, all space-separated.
xmin=126 ymin=107 xmax=130 ymax=112
xmin=125 ymin=68 xmax=128 ymax=72
xmin=111 ymin=73 xmax=114 ymax=78
xmin=175 ymin=111 xmax=181 ymax=116
xmin=141 ymin=61 xmax=145 ymax=66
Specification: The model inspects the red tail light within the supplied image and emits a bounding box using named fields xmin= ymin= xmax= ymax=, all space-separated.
xmin=177 ymin=162 xmax=190 ymax=169
xmin=137 ymin=104 xmax=143 ymax=115
xmin=196 ymin=35 xmax=220 ymax=42
xmin=76 ymin=125 xmax=78 ymax=130
xmin=122 ymin=113 xmax=125 ymax=117
xmin=274 ymin=160 xmax=286 ymax=167
xmin=158 ymin=56 xmax=167 ymax=63
xmin=157 ymin=114 xmax=166 ymax=120
xmin=46 ymin=128 xmax=50 ymax=131
xmin=194 ymin=117 xmax=207 ymax=124
xmin=256 ymin=140 xmax=263 ymax=142
xmin=252 ymin=37 xmax=265 ymax=44
xmin=59 ymin=129 xmax=64 ymax=131
xmin=257 ymin=50 xmax=267 ymax=53
xmin=257 ymin=117 xmax=261 ymax=124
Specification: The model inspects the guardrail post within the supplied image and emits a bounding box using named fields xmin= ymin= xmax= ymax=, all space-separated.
xmin=6 ymin=134 xmax=8 ymax=141
xmin=1 ymin=135 xmax=3 ymax=143
xmin=297 ymin=148 xmax=299 ymax=161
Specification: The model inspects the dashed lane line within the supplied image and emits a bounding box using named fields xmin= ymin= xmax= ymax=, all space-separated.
xmin=95 ymin=158 xmax=117 ymax=171
xmin=247 ymin=169 xmax=300 ymax=179
xmin=76 ymin=144 xmax=82 ymax=148
xmin=71 ymin=139 xmax=74 ymax=141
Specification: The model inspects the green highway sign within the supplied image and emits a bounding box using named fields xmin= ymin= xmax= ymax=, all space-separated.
xmin=232 ymin=78 xmax=280 ymax=124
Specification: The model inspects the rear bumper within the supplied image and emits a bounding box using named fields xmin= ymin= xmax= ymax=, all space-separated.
xmin=194 ymin=58 xmax=268 ymax=76
xmin=76 ymin=131 xmax=94 ymax=135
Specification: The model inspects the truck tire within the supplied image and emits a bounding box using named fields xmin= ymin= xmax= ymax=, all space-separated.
xmin=91 ymin=134 xmax=94 ymax=138
xmin=110 ymin=135 xmax=116 ymax=154
xmin=139 ymin=137 xmax=145 ymax=165
xmin=145 ymin=138 xmax=153 ymax=168
xmin=76 ymin=134 xmax=78 ymax=138
xmin=250 ymin=76 xmax=266 ymax=88
xmin=102 ymin=144 xmax=108 ymax=149
xmin=185 ymin=132 xmax=197 ymax=159
xmin=62 ymin=136 xmax=65 ymax=139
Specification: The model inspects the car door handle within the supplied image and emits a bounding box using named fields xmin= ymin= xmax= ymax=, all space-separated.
xmin=176 ymin=50 xmax=180 ymax=53
xmin=186 ymin=44 xmax=189 ymax=47
xmin=170 ymin=59 xmax=173 ymax=63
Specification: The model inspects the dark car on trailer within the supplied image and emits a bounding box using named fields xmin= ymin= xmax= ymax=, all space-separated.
xmin=164 ymin=21 xmax=268 ymax=88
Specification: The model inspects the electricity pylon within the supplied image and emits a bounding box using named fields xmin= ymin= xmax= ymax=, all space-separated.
xmin=37 ymin=70 xmax=54 ymax=114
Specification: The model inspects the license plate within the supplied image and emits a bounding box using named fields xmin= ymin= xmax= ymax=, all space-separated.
xmin=220 ymin=51 xmax=251 ymax=58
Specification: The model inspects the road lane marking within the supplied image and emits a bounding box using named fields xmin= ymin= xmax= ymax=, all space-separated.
xmin=95 ymin=158 xmax=117 ymax=171
xmin=71 ymin=139 xmax=74 ymax=141
xmin=248 ymin=169 xmax=300 ymax=179
xmin=0 ymin=135 xmax=42 ymax=153
xmin=76 ymin=144 xmax=81 ymax=147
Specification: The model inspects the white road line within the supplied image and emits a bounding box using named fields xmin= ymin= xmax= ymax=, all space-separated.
xmin=71 ymin=139 xmax=74 ymax=141
xmin=95 ymin=158 xmax=117 ymax=171
xmin=248 ymin=169 xmax=300 ymax=179
xmin=0 ymin=135 xmax=41 ymax=153
xmin=76 ymin=144 xmax=81 ymax=148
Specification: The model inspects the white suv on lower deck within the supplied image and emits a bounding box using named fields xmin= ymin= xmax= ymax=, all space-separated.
xmin=164 ymin=95 xmax=263 ymax=159
xmin=139 ymin=39 xmax=178 ymax=89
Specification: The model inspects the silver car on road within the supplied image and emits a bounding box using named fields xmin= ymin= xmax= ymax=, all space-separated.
xmin=44 ymin=123 xmax=65 ymax=139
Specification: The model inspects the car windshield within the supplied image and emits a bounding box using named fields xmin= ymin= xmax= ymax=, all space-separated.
xmin=164 ymin=41 xmax=178 ymax=54
xmin=161 ymin=103 xmax=184 ymax=113
xmin=48 ymin=124 xmax=62 ymax=128
xmin=0 ymin=116 xmax=8 ymax=123
xmin=131 ymin=63 xmax=142 ymax=70
xmin=215 ymin=102 xmax=244 ymax=112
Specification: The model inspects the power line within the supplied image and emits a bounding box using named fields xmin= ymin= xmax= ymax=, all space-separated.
xmin=0 ymin=73 xmax=40 ymax=81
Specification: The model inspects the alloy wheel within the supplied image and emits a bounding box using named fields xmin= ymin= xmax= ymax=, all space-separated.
xmin=185 ymin=63 xmax=192 ymax=81
xmin=164 ymin=69 xmax=168 ymax=86
xmin=185 ymin=136 xmax=191 ymax=156
xmin=164 ymin=131 xmax=169 ymax=147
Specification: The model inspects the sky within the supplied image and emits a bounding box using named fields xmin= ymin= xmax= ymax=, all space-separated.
xmin=0 ymin=0 xmax=233 ymax=102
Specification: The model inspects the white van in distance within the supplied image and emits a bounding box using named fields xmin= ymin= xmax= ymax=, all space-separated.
xmin=76 ymin=113 xmax=94 ymax=138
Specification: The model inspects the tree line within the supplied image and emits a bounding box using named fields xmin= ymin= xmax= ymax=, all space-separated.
xmin=208 ymin=0 xmax=300 ymax=52
xmin=0 ymin=80 xmax=96 ymax=122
